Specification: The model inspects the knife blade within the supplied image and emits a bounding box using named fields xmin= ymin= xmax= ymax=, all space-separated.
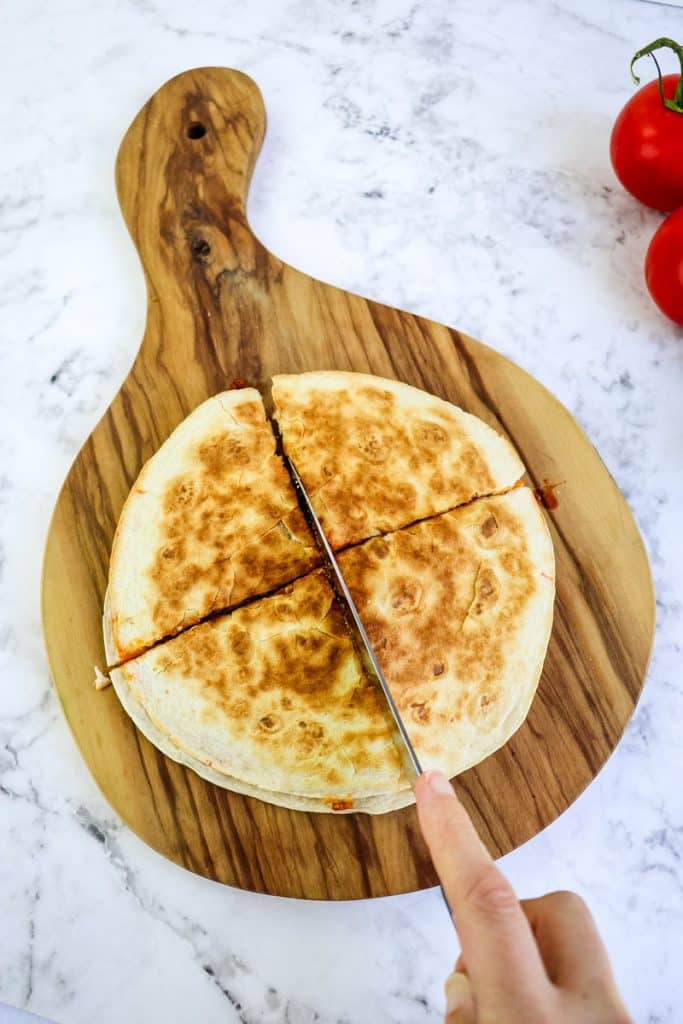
xmin=286 ymin=456 xmax=456 ymax=926
xmin=285 ymin=456 xmax=422 ymax=783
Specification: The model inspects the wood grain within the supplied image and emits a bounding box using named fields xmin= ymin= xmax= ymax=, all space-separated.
xmin=41 ymin=68 xmax=655 ymax=899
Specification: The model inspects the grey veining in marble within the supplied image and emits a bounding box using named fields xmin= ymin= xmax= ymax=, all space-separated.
xmin=1 ymin=1 xmax=682 ymax=1021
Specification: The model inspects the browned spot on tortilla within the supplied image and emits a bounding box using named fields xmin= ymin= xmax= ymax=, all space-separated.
xmin=258 ymin=714 xmax=281 ymax=732
xmin=411 ymin=702 xmax=431 ymax=724
xmin=390 ymin=579 xmax=423 ymax=615
xmin=481 ymin=513 xmax=498 ymax=538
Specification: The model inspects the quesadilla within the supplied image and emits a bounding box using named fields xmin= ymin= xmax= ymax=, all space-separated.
xmin=110 ymin=487 xmax=554 ymax=812
xmin=337 ymin=486 xmax=555 ymax=780
xmin=103 ymin=389 xmax=319 ymax=665
xmin=272 ymin=371 xmax=524 ymax=548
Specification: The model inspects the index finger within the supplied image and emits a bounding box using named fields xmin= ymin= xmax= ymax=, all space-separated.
xmin=415 ymin=771 xmax=552 ymax=1013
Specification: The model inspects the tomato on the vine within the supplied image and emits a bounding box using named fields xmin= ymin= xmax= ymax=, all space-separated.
xmin=610 ymin=38 xmax=683 ymax=212
xmin=645 ymin=207 xmax=683 ymax=327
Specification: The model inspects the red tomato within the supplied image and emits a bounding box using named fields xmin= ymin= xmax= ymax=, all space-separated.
xmin=611 ymin=72 xmax=683 ymax=211
xmin=645 ymin=207 xmax=683 ymax=326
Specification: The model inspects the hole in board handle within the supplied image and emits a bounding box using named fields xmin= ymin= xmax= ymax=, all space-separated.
xmin=191 ymin=238 xmax=211 ymax=259
xmin=187 ymin=122 xmax=206 ymax=139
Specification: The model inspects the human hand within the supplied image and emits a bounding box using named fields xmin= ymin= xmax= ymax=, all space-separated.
xmin=415 ymin=771 xmax=632 ymax=1023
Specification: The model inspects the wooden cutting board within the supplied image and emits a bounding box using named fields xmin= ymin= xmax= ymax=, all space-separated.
xmin=41 ymin=68 xmax=655 ymax=899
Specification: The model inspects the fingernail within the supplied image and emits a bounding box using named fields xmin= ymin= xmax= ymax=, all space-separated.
xmin=445 ymin=971 xmax=470 ymax=1014
xmin=426 ymin=770 xmax=454 ymax=796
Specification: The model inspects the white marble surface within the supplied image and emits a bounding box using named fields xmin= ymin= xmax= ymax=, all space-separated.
xmin=1 ymin=0 xmax=682 ymax=1021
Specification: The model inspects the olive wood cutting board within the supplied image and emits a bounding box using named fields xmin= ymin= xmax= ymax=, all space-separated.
xmin=41 ymin=68 xmax=655 ymax=899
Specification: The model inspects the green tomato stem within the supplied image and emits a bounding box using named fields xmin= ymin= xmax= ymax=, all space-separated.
xmin=630 ymin=37 xmax=683 ymax=113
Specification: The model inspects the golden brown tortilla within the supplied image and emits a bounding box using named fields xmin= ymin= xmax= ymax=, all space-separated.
xmin=111 ymin=571 xmax=409 ymax=800
xmin=103 ymin=389 xmax=319 ymax=665
xmin=272 ymin=371 xmax=524 ymax=548
xmin=110 ymin=488 xmax=554 ymax=812
xmin=337 ymin=487 xmax=555 ymax=777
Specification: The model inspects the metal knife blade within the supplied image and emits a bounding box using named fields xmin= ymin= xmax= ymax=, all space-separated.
xmin=287 ymin=457 xmax=457 ymax=928
xmin=285 ymin=456 xmax=422 ymax=784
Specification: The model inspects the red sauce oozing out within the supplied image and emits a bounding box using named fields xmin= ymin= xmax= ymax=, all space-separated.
xmin=327 ymin=799 xmax=354 ymax=811
xmin=231 ymin=378 xmax=250 ymax=389
xmin=534 ymin=479 xmax=563 ymax=510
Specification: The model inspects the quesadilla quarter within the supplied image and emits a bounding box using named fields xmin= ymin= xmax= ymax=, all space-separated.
xmin=104 ymin=389 xmax=319 ymax=665
xmin=337 ymin=486 xmax=555 ymax=782
xmin=110 ymin=571 xmax=409 ymax=801
xmin=272 ymin=371 xmax=524 ymax=548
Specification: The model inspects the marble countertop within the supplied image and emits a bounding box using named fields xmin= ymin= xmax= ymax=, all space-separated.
xmin=1 ymin=0 xmax=682 ymax=1021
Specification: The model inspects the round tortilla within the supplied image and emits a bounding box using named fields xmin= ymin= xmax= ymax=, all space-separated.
xmin=111 ymin=488 xmax=554 ymax=810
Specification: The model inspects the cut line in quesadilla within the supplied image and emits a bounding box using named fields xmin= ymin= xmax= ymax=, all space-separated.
xmin=104 ymin=373 xmax=528 ymax=670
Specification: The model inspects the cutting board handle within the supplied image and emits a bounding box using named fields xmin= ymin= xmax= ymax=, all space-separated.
xmin=115 ymin=68 xmax=267 ymax=274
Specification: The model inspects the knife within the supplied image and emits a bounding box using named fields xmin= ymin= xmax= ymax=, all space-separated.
xmin=285 ymin=456 xmax=422 ymax=783
xmin=286 ymin=457 xmax=456 ymax=924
